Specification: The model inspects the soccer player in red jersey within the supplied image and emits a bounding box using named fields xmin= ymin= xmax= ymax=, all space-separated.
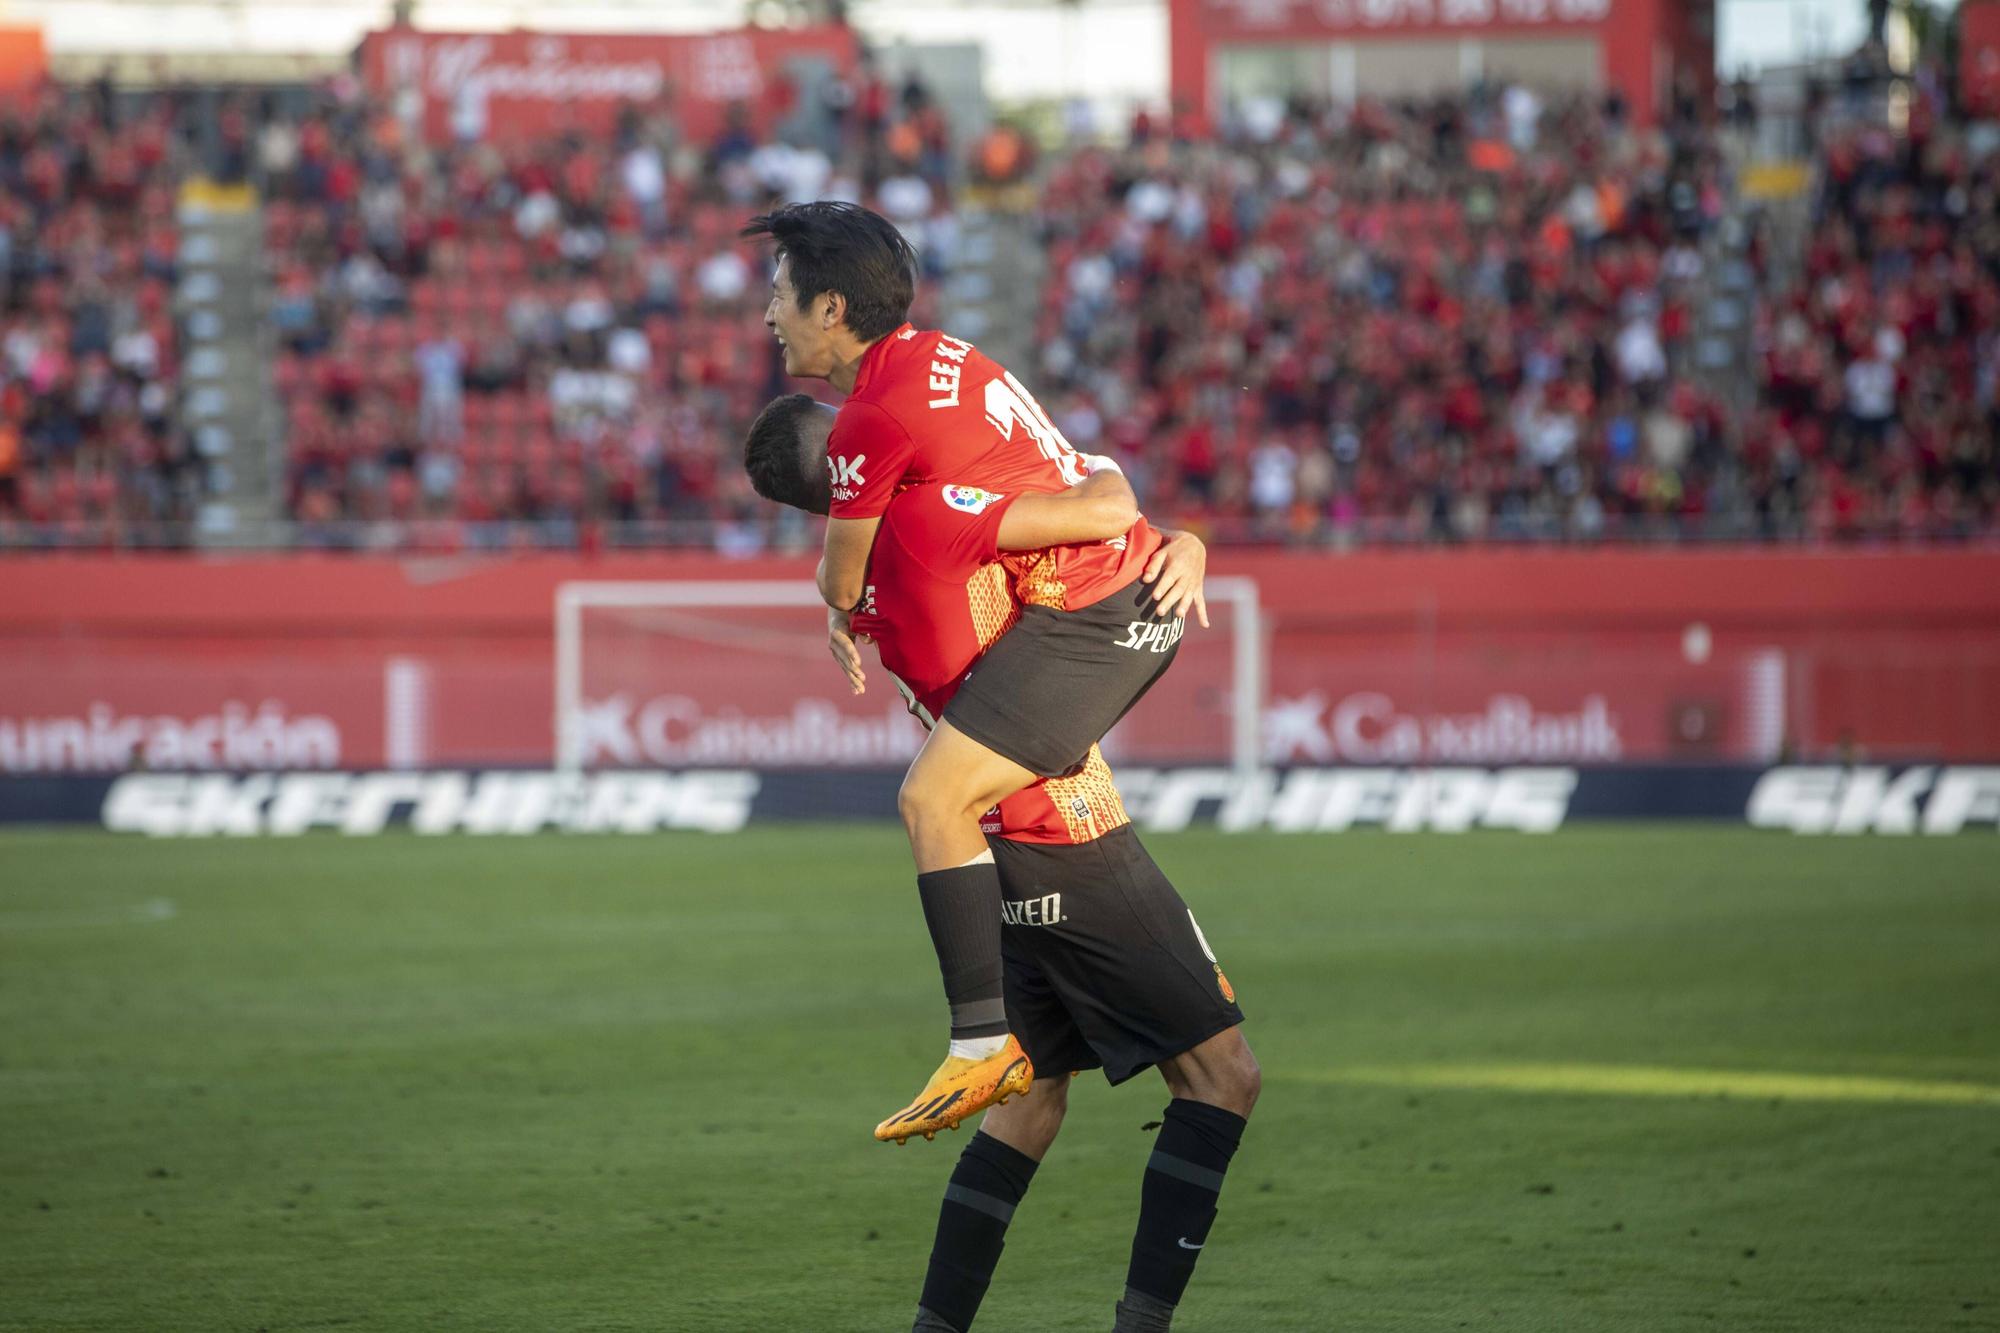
xmin=744 ymin=395 xmax=1261 ymax=1333
xmin=744 ymin=202 xmax=1193 ymax=1141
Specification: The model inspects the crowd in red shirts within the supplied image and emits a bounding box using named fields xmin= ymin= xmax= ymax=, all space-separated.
xmin=261 ymin=64 xmax=954 ymax=549
xmin=1753 ymin=92 xmax=2000 ymax=541
xmin=0 ymin=81 xmax=189 ymax=544
xmin=1032 ymin=78 xmax=1996 ymax=544
xmin=2 ymin=60 xmax=1995 ymax=549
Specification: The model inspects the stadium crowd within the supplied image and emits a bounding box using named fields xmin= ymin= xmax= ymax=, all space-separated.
xmin=1033 ymin=85 xmax=1737 ymax=543
xmin=262 ymin=58 xmax=956 ymax=549
xmin=1034 ymin=70 xmax=1996 ymax=543
xmin=0 ymin=45 xmax=1996 ymax=548
xmin=0 ymin=79 xmax=191 ymax=542
xmin=1762 ymin=90 xmax=2000 ymax=540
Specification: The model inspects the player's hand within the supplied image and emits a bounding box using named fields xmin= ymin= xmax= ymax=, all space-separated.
xmin=1143 ymin=529 xmax=1209 ymax=628
xmin=828 ymin=606 xmax=867 ymax=695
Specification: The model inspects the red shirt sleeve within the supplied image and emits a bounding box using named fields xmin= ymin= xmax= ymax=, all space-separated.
xmin=826 ymin=400 xmax=916 ymax=520
xmin=899 ymin=483 xmax=1019 ymax=579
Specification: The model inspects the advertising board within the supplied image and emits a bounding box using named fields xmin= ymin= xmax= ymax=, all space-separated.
xmin=357 ymin=26 xmax=859 ymax=145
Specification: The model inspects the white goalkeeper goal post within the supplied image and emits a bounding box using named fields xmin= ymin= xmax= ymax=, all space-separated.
xmin=553 ymin=578 xmax=1264 ymax=779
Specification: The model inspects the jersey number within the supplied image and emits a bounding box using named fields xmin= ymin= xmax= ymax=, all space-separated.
xmin=984 ymin=372 xmax=1086 ymax=486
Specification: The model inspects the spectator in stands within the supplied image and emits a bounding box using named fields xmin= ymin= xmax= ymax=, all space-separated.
xmin=414 ymin=334 xmax=463 ymax=446
xmin=0 ymin=81 xmax=191 ymax=545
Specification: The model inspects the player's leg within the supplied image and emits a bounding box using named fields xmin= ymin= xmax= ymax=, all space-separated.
xmin=897 ymin=717 xmax=1057 ymax=1064
xmin=875 ymin=723 xmax=1040 ymax=1144
xmin=871 ymin=711 xmax=1042 ymax=1144
xmin=981 ymin=828 xmax=1252 ymax=1333
xmin=975 ymin=1063 xmax=1071 ymax=1159
xmin=1156 ymin=1025 xmax=1261 ymax=1119
xmin=909 ymin=1075 xmax=1070 ymax=1333
xmin=1113 ymin=1028 xmax=1260 ymax=1332
xmin=912 ymin=913 xmax=1087 ymax=1332
xmin=900 ymin=719 xmax=1042 ymax=869
xmin=924 ymin=579 xmax=1184 ymax=869
xmin=896 ymin=574 xmax=1184 ymax=1084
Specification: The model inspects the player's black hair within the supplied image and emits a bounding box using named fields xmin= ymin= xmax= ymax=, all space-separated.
xmin=741 ymin=201 xmax=917 ymax=343
xmin=744 ymin=393 xmax=833 ymax=514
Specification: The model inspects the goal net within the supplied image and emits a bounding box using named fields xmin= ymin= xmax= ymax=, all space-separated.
xmin=553 ymin=579 xmax=1264 ymax=780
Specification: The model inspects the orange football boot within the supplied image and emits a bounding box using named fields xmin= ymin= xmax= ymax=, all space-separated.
xmin=875 ymin=1036 xmax=1034 ymax=1144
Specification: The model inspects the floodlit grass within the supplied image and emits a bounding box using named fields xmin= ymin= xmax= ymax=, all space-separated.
xmin=2 ymin=826 xmax=1996 ymax=1331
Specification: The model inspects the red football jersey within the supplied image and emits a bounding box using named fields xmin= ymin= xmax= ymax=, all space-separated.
xmin=826 ymin=323 xmax=1161 ymax=611
xmin=848 ymin=480 xmax=1132 ymax=846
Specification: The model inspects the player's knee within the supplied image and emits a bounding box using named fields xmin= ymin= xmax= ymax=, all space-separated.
xmin=1161 ymin=1030 xmax=1261 ymax=1118
xmin=897 ymin=772 xmax=986 ymax=836
xmin=1208 ymin=1030 xmax=1261 ymax=1116
xmin=1017 ymin=1078 xmax=1068 ymax=1137
xmin=1028 ymin=1076 xmax=1071 ymax=1143
xmin=1039 ymin=1070 xmax=1071 ymax=1117
xmin=896 ymin=773 xmax=941 ymax=833
xmin=1230 ymin=1045 xmax=1263 ymax=1117
xmin=983 ymin=1074 xmax=1067 ymax=1157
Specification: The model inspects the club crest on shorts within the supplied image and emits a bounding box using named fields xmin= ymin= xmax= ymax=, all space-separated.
xmin=942 ymin=484 xmax=1004 ymax=514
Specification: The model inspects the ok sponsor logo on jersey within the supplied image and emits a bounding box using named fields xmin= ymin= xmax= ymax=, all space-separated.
xmin=828 ymin=452 xmax=865 ymax=501
xmin=942 ymin=484 xmax=1005 ymax=514
xmin=1114 ymin=617 xmax=1185 ymax=654
xmin=1000 ymin=893 xmax=1065 ymax=927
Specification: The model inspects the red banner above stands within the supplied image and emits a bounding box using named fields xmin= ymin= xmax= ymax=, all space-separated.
xmin=1168 ymin=0 xmax=1710 ymax=130
xmin=1963 ymin=3 xmax=2000 ymax=118
xmin=3 ymin=548 xmax=1999 ymax=773
xmin=0 ymin=25 xmax=45 ymax=101
xmin=1194 ymin=0 xmax=1613 ymax=39
xmin=357 ymin=25 xmax=860 ymax=145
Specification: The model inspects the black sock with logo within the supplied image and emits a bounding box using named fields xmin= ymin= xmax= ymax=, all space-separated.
xmin=915 ymin=1131 xmax=1039 ymax=1332
xmin=915 ymin=864 xmax=1007 ymax=1040
xmin=1121 ymin=1099 xmax=1247 ymax=1321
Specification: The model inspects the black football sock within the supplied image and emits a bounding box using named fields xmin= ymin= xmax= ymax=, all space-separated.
xmin=915 ymin=863 xmax=1007 ymax=1040
xmin=915 ymin=1131 xmax=1040 ymax=1332
xmin=1112 ymin=1287 xmax=1177 ymax=1333
xmin=1117 ymin=1098 xmax=1247 ymax=1328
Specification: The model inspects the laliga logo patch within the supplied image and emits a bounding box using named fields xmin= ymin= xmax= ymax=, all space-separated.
xmin=943 ymin=484 xmax=1004 ymax=514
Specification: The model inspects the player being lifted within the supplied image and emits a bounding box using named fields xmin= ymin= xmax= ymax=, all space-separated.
xmin=742 ymin=396 xmax=1259 ymax=1333
xmin=744 ymin=202 xmax=1191 ymax=1143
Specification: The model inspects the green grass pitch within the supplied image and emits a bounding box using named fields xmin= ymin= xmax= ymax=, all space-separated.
xmin=3 ymin=825 xmax=1997 ymax=1332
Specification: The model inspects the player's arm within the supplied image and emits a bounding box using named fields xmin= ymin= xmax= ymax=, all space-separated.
xmin=819 ymin=402 xmax=911 ymax=611
xmin=817 ymin=516 xmax=880 ymax=612
xmin=992 ymin=459 xmax=1138 ymax=550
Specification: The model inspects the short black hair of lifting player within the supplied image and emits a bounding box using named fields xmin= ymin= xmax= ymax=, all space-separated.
xmin=744 ymin=393 xmax=833 ymax=515
xmin=740 ymin=201 xmax=918 ymax=343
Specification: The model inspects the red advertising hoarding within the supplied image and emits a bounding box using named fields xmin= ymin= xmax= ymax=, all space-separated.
xmin=1963 ymin=2 xmax=2000 ymax=119
xmin=357 ymin=25 xmax=860 ymax=145
xmin=0 ymin=24 xmax=44 ymax=102
xmin=3 ymin=549 xmax=1997 ymax=775
xmin=1186 ymin=0 xmax=1618 ymax=40
xmin=1168 ymin=0 xmax=1712 ymax=128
